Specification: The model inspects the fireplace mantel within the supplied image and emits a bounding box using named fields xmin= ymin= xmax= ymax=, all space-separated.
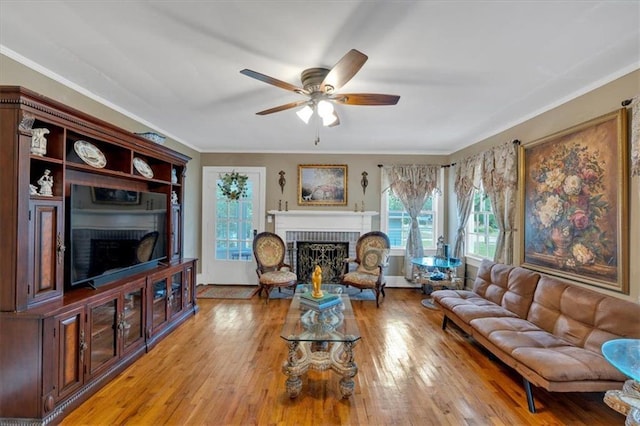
xmin=267 ymin=210 xmax=378 ymax=242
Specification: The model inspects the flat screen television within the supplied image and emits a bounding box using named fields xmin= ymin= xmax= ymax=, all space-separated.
xmin=66 ymin=184 xmax=168 ymax=289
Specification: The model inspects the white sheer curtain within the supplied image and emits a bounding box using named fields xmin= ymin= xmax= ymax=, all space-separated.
xmin=453 ymin=155 xmax=480 ymax=258
xmin=383 ymin=164 xmax=440 ymax=279
xmin=481 ymin=142 xmax=519 ymax=264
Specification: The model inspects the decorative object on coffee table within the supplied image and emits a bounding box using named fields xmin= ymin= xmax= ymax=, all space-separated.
xmin=311 ymin=265 xmax=323 ymax=298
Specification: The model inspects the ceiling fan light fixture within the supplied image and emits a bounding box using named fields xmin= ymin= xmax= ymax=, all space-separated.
xmin=322 ymin=112 xmax=338 ymax=127
xmin=296 ymin=104 xmax=313 ymax=124
xmin=317 ymin=99 xmax=334 ymax=119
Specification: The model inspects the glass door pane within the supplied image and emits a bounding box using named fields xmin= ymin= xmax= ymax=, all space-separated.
xmin=122 ymin=288 xmax=143 ymax=349
xmin=215 ymin=181 xmax=254 ymax=261
xmin=90 ymin=298 xmax=117 ymax=372
xmin=170 ymin=271 xmax=183 ymax=317
xmin=152 ymin=278 xmax=167 ymax=328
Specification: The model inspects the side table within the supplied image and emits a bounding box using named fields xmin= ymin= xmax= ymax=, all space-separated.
xmin=420 ymin=277 xmax=463 ymax=295
xmin=418 ymin=278 xmax=463 ymax=310
xmin=601 ymin=339 xmax=640 ymax=425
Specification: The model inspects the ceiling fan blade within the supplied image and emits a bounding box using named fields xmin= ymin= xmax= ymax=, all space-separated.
xmin=320 ymin=49 xmax=368 ymax=92
xmin=255 ymin=100 xmax=308 ymax=115
xmin=333 ymin=93 xmax=400 ymax=106
xmin=240 ymin=69 xmax=306 ymax=94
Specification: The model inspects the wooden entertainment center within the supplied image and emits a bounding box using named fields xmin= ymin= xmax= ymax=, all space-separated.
xmin=0 ymin=86 xmax=198 ymax=424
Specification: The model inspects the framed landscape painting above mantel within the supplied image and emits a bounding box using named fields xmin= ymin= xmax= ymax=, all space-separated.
xmin=298 ymin=164 xmax=347 ymax=206
xmin=519 ymin=109 xmax=629 ymax=293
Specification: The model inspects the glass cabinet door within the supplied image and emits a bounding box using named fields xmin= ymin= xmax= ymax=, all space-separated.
xmin=184 ymin=264 xmax=193 ymax=307
xmin=89 ymin=298 xmax=117 ymax=374
xmin=122 ymin=286 xmax=144 ymax=350
xmin=152 ymin=278 xmax=168 ymax=329
xmin=170 ymin=271 xmax=183 ymax=317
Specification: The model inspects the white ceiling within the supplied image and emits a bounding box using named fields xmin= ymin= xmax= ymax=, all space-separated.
xmin=1 ymin=1 xmax=639 ymax=154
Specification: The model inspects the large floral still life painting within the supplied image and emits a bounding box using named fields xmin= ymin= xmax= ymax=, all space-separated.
xmin=521 ymin=109 xmax=629 ymax=293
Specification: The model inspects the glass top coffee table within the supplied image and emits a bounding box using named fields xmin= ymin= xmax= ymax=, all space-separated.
xmin=280 ymin=285 xmax=360 ymax=399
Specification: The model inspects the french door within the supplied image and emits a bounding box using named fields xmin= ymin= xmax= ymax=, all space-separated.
xmin=201 ymin=167 xmax=266 ymax=285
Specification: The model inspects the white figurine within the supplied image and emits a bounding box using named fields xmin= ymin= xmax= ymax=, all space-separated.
xmin=30 ymin=128 xmax=50 ymax=156
xmin=171 ymin=190 xmax=179 ymax=205
xmin=29 ymin=184 xmax=39 ymax=195
xmin=37 ymin=169 xmax=54 ymax=197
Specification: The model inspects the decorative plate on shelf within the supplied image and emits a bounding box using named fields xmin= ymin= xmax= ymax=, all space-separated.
xmin=74 ymin=140 xmax=106 ymax=168
xmin=133 ymin=157 xmax=154 ymax=179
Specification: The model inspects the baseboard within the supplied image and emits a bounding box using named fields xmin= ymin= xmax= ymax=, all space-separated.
xmin=196 ymin=273 xmax=418 ymax=289
xmin=386 ymin=275 xmax=419 ymax=289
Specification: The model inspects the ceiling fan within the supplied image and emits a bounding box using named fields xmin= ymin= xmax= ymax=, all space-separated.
xmin=240 ymin=49 xmax=400 ymax=127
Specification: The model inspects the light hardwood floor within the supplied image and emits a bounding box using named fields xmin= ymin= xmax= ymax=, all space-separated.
xmin=61 ymin=288 xmax=623 ymax=425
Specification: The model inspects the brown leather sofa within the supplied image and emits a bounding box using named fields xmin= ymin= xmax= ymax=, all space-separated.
xmin=432 ymin=259 xmax=640 ymax=413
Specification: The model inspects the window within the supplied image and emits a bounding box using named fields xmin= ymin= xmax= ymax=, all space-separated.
xmin=466 ymin=185 xmax=498 ymax=259
xmin=381 ymin=190 xmax=438 ymax=251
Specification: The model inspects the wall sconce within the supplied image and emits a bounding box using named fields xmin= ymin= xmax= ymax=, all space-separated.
xmin=361 ymin=171 xmax=368 ymax=194
xmin=278 ymin=170 xmax=286 ymax=194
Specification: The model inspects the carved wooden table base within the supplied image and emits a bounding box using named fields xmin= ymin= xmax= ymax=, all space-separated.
xmin=604 ymin=380 xmax=640 ymax=426
xmin=282 ymin=339 xmax=358 ymax=399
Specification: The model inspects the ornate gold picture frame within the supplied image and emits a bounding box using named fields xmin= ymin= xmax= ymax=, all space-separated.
xmin=298 ymin=164 xmax=347 ymax=206
xmin=519 ymin=109 xmax=629 ymax=293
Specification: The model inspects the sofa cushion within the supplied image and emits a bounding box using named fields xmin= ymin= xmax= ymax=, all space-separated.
xmin=527 ymin=276 xmax=640 ymax=352
xmin=433 ymin=289 xmax=519 ymax=323
xmin=512 ymin=346 xmax=627 ymax=382
xmin=470 ymin=317 xmax=627 ymax=382
xmin=471 ymin=259 xmax=540 ymax=319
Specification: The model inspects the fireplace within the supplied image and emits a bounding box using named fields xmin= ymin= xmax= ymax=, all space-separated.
xmin=268 ymin=210 xmax=378 ymax=283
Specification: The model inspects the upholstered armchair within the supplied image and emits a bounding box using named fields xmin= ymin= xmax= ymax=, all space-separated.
xmin=340 ymin=231 xmax=390 ymax=307
xmin=252 ymin=232 xmax=297 ymax=303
